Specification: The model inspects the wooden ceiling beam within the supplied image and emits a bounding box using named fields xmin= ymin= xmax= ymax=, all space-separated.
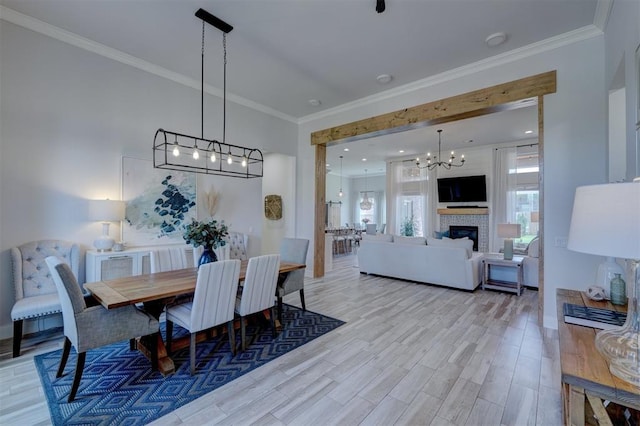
xmin=310 ymin=71 xmax=556 ymax=146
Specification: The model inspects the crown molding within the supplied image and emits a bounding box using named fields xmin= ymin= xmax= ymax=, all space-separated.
xmin=299 ymin=24 xmax=603 ymax=124
xmin=1 ymin=5 xmax=605 ymax=127
xmin=0 ymin=5 xmax=298 ymax=124
xmin=593 ymin=0 xmax=613 ymax=31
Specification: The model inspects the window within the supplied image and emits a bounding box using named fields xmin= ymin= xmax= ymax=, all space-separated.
xmin=509 ymin=148 xmax=539 ymax=248
xmin=399 ymin=196 xmax=424 ymax=236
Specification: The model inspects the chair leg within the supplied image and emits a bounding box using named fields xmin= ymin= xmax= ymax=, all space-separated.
xmin=227 ymin=321 xmax=236 ymax=356
xmin=270 ymin=307 xmax=277 ymax=338
xmin=12 ymin=320 xmax=23 ymax=358
xmin=277 ymin=296 xmax=283 ymax=323
xmin=166 ymin=320 xmax=174 ymax=354
xmin=56 ymin=337 xmax=72 ymax=378
xmin=299 ymin=289 xmax=306 ymax=311
xmin=68 ymin=352 xmax=86 ymax=402
xmin=240 ymin=316 xmax=246 ymax=352
xmin=189 ymin=333 xmax=196 ymax=376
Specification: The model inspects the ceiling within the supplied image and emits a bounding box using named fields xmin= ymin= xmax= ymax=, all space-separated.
xmin=1 ymin=0 xmax=602 ymax=175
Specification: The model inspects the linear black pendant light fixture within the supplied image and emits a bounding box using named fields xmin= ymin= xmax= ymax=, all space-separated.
xmin=153 ymin=8 xmax=263 ymax=178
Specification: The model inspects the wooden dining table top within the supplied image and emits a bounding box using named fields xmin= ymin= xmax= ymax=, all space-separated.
xmin=84 ymin=260 xmax=305 ymax=310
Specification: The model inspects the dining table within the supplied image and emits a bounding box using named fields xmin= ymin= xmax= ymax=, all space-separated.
xmin=84 ymin=260 xmax=306 ymax=376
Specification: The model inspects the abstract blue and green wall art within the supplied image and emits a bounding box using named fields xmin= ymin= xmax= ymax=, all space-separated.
xmin=122 ymin=157 xmax=196 ymax=245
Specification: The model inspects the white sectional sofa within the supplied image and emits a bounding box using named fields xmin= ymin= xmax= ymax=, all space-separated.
xmin=357 ymin=235 xmax=483 ymax=290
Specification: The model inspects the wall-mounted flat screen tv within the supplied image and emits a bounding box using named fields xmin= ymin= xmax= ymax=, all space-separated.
xmin=437 ymin=175 xmax=487 ymax=203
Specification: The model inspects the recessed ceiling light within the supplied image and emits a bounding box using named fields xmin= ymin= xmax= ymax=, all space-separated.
xmin=344 ymin=148 xmax=349 ymax=152
xmin=398 ymin=149 xmax=405 ymax=153
xmin=362 ymin=158 xmax=367 ymax=162
xmin=308 ymin=99 xmax=321 ymax=106
xmin=326 ymin=164 xmax=330 ymax=167
xmin=485 ymin=32 xmax=507 ymax=47
xmin=376 ymin=74 xmax=393 ymax=84
xmin=525 ymin=130 xmax=533 ymax=134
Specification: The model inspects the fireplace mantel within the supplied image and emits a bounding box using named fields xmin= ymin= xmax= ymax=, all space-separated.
xmin=437 ymin=208 xmax=489 ymax=215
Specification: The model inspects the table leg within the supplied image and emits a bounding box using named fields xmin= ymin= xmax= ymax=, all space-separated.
xmin=567 ymin=384 xmax=585 ymax=426
xmin=137 ymin=333 xmax=175 ymax=376
xmin=140 ymin=300 xmax=176 ymax=376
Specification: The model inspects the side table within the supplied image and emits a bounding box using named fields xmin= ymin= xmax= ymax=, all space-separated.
xmin=481 ymin=254 xmax=524 ymax=295
xmin=556 ymin=289 xmax=639 ymax=425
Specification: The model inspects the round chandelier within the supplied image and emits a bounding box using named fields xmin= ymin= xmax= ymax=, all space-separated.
xmin=360 ymin=169 xmax=372 ymax=211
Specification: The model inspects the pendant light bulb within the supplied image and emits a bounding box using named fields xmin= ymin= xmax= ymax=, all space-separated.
xmin=172 ymin=136 xmax=180 ymax=157
xmin=193 ymin=148 xmax=199 ymax=160
xmin=241 ymin=155 xmax=248 ymax=167
xmin=227 ymin=154 xmax=233 ymax=165
xmin=210 ymin=151 xmax=216 ymax=162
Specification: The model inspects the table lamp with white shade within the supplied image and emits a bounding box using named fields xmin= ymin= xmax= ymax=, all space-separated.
xmin=89 ymin=199 xmax=125 ymax=252
xmin=567 ymin=181 xmax=640 ymax=385
xmin=497 ymin=223 xmax=521 ymax=260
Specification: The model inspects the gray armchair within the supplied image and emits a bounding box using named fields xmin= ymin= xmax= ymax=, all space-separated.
xmin=10 ymin=240 xmax=80 ymax=357
xmin=46 ymin=256 xmax=159 ymax=402
xmin=276 ymin=238 xmax=309 ymax=322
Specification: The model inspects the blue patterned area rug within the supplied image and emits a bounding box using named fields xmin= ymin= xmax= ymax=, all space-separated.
xmin=34 ymin=305 xmax=344 ymax=425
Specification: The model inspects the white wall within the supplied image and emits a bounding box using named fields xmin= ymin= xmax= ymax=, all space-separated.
xmin=0 ymin=22 xmax=297 ymax=338
xmin=604 ymin=0 xmax=640 ymax=181
xmin=298 ymin=34 xmax=608 ymax=329
xmin=262 ymin=153 xmax=296 ymax=254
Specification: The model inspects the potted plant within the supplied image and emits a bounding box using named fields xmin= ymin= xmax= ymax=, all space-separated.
xmin=401 ymin=216 xmax=416 ymax=237
xmin=183 ymin=218 xmax=229 ymax=266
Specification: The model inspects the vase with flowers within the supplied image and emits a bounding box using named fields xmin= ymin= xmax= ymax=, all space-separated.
xmin=183 ymin=218 xmax=229 ymax=267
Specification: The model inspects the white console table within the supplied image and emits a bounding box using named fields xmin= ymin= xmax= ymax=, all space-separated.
xmin=86 ymin=245 xmax=195 ymax=283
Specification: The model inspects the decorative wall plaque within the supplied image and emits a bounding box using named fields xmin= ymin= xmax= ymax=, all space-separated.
xmin=264 ymin=194 xmax=283 ymax=220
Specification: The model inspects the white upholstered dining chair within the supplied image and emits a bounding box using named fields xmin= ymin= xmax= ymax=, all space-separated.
xmin=190 ymin=232 xmax=248 ymax=266
xmin=10 ymin=240 xmax=79 ymax=357
xmin=149 ymin=247 xmax=190 ymax=273
xmin=235 ymin=254 xmax=280 ymax=351
xmin=165 ymin=260 xmax=241 ymax=375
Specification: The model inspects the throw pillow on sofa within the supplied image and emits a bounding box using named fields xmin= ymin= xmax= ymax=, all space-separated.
xmin=433 ymin=230 xmax=450 ymax=239
xmin=394 ymin=235 xmax=427 ymax=245
xmin=426 ymin=236 xmax=473 ymax=258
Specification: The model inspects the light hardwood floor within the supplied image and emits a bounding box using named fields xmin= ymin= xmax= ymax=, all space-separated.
xmin=0 ymin=254 xmax=562 ymax=425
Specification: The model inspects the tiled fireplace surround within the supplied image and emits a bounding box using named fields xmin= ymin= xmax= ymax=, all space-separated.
xmin=439 ymin=213 xmax=489 ymax=252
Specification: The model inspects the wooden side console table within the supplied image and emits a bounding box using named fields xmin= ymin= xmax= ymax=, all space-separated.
xmin=556 ymin=289 xmax=639 ymax=425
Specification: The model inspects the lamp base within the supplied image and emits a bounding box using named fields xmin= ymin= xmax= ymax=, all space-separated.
xmin=93 ymin=222 xmax=115 ymax=252
xmin=503 ymin=239 xmax=514 ymax=260
xmin=93 ymin=235 xmax=115 ymax=252
xmin=594 ymin=259 xmax=640 ymax=386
